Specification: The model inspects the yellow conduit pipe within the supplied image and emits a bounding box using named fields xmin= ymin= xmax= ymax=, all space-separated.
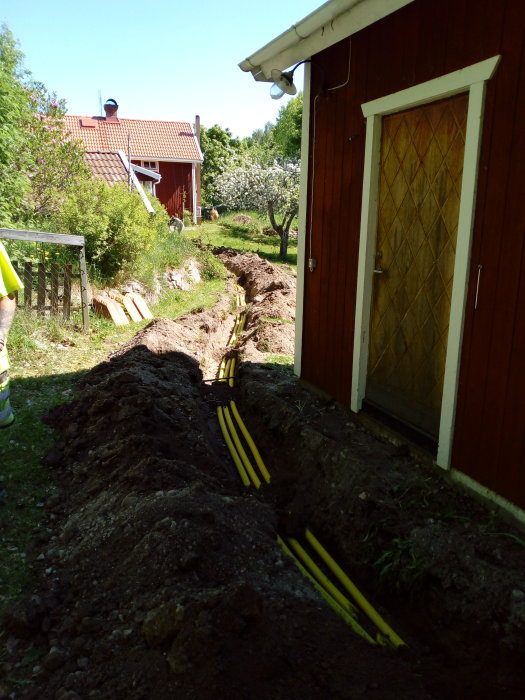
xmin=223 ymin=358 xmax=232 ymax=383
xmin=305 ymin=529 xmax=406 ymax=648
xmin=239 ymin=312 xmax=247 ymax=332
xmin=218 ymin=358 xmax=226 ymax=381
xmin=234 ymin=313 xmax=242 ymax=337
xmin=230 ymin=401 xmax=271 ymax=484
xmin=287 ymin=537 xmax=359 ymax=618
xmin=223 ymin=405 xmax=261 ymax=489
xmin=217 ymin=406 xmax=250 ymax=487
xmin=228 ymin=357 xmax=236 ymax=388
xmin=228 ymin=315 xmax=239 ymax=346
xmin=277 ymin=536 xmax=376 ymax=645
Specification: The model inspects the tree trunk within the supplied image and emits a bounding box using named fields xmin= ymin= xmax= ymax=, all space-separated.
xmin=279 ymin=229 xmax=289 ymax=258
xmin=268 ymin=200 xmax=295 ymax=260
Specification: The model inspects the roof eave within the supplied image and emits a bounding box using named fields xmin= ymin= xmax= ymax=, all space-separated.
xmin=239 ymin=0 xmax=415 ymax=81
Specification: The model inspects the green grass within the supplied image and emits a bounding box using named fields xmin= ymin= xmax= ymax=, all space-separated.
xmin=194 ymin=215 xmax=298 ymax=269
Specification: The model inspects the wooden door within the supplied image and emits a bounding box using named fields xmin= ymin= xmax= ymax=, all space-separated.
xmin=366 ymin=94 xmax=468 ymax=438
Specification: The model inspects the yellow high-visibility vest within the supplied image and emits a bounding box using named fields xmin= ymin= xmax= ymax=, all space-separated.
xmin=0 ymin=240 xmax=23 ymax=297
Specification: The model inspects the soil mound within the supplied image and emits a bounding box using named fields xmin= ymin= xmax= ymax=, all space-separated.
xmin=3 ymin=251 xmax=525 ymax=699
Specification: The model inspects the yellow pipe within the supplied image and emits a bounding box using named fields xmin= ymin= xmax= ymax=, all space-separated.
xmin=277 ymin=536 xmax=376 ymax=645
xmin=227 ymin=315 xmax=239 ymax=346
xmin=218 ymin=358 xmax=226 ymax=380
xmin=223 ymin=358 xmax=231 ymax=383
xmin=305 ymin=529 xmax=406 ymax=648
xmin=229 ymin=357 xmax=236 ymax=388
xmin=230 ymin=401 xmax=271 ymax=483
xmin=216 ymin=406 xmax=250 ymax=487
xmin=239 ymin=312 xmax=247 ymax=332
xmin=223 ymin=405 xmax=261 ymax=489
xmin=287 ymin=537 xmax=359 ymax=618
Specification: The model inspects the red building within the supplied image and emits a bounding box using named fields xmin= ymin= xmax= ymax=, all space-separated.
xmin=241 ymin=0 xmax=525 ymax=517
xmin=64 ymin=100 xmax=203 ymax=222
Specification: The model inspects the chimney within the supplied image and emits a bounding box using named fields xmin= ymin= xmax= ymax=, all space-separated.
xmin=103 ymin=98 xmax=119 ymax=120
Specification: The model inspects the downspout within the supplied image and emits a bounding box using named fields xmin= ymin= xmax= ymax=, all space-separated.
xmin=192 ymin=163 xmax=197 ymax=225
xmin=294 ymin=60 xmax=312 ymax=378
xmin=194 ymin=115 xmax=202 ymax=224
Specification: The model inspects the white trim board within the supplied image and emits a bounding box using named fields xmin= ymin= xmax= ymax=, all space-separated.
xmin=351 ymin=55 xmax=501 ymax=469
xmin=294 ymin=62 xmax=312 ymax=377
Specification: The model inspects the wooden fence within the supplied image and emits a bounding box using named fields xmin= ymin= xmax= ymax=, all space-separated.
xmin=11 ymin=261 xmax=78 ymax=321
xmin=0 ymin=228 xmax=90 ymax=332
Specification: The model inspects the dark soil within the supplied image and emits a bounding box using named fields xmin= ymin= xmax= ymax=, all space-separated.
xmin=2 ymin=251 xmax=525 ymax=699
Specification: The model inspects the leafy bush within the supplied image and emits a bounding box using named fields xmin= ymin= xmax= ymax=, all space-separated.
xmin=50 ymin=179 xmax=168 ymax=283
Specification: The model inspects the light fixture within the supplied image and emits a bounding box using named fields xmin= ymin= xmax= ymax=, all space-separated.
xmin=270 ymin=69 xmax=297 ymax=99
xmin=269 ymin=60 xmax=310 ymax=100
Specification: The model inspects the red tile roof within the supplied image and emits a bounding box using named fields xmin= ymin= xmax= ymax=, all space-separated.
xmin=64 ymin=115 xmax=203 ymax=163
xmin=85 ymin=152 xmax=128 ymax=184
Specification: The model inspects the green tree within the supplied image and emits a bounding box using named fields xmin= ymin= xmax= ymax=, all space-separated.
xmin=0 ymin=25 xmax=32 ymax=225
xmin=21 ymin=84 xmax=89 ymax=222
xmin=241 ymin=122 xmax=276 ymax=166
xmin=200 ymin=124 xmax=241 ymax=205
xmin=273 ymin=93 xmax=303 ymax=161
xmin=0 ymin=24 xmax=89 ymax=227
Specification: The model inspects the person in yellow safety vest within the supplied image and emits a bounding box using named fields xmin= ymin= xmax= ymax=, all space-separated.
xmin=0 ymin=240 xmax=23 ymax=429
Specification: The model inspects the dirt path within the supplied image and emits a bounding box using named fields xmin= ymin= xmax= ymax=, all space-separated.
xmin=2 ymin=252 xmax=525 ymax=699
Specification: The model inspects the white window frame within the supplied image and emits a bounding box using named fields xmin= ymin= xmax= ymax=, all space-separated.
xmin=141 ymin=160 xmax=159 ymax=171
xmin=351 ymin=55 xmax=500 ymax=469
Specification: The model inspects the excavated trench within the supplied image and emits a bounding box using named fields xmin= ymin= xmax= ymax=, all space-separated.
xmin=3 ymin=250 xmax=525 ymax=699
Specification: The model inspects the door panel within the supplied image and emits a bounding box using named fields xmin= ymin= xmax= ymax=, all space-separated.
xmin=366 ymin=94 xmax=468 ymax=437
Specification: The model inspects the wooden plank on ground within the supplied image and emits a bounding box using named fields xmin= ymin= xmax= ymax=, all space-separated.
xmin=92 ymin=295 xmax=129 ymax=326
xmin=122 ymin=294 xmax=143 ymax=322
xmin=128 ymin=293 xmax=153 ymax=320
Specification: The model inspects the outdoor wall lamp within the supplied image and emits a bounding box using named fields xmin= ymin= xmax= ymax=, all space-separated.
xmin=270 ymin=60 xmax=311 ymax=99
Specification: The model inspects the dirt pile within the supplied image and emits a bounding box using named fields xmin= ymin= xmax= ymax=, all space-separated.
xmin=2 ymin=250 xmax=525 ymax=699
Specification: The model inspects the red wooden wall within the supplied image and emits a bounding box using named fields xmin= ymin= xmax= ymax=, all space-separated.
xmin=156 ymin=162 xmax=193 ymax=218
xmin=301 ymin=0 xmax=525 ymax=507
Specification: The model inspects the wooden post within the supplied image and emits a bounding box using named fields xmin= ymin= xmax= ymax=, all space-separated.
xmin=50 ymin=263 xmax=59 ymax=316
xmin=37 ymin=263 xmax=46 ymax=315
xmin=63 ymin=264 xmax=72 ymax=320
xmin=12 ymin=261 xmax=20 ymax=305
xmin=24 ymin=262 xmax=32 ymax=309
xmin=78 ymin=245 xmax=90 ymax=333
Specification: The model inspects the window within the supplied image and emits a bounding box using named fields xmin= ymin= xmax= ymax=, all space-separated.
xmin=142 ymin=160 xmax=159 ymax=171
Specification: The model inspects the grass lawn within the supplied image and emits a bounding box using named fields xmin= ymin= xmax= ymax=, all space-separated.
xmin=191 ymin=215 xmax=298 ymax=269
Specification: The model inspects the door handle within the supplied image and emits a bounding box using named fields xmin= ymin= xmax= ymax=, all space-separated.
xmin=374 ymin=250 xmax=384 ymax=274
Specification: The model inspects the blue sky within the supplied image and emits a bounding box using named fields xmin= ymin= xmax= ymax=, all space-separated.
xmin=1 ymin=0 xmax=321 ymax=138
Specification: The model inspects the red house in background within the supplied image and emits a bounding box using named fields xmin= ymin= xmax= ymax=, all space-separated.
xmin=64 ymin=99 xmax=203 ymax=222
xmin=241 ymin=0 xmax=525 ymax=518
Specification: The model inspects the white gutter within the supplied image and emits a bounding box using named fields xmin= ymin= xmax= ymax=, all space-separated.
xmin=239 ymin=0 xmax=415 ymax=80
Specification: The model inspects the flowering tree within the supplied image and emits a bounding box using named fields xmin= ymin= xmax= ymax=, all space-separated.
xmin=22 ymin=84 xmax=89 ymax=219
xmin=215 ymin=160 xmax=300 ymax=258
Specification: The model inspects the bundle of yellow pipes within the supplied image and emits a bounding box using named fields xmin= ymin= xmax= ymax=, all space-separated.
xmin=215 ymin=281 xmax=405 ymax=648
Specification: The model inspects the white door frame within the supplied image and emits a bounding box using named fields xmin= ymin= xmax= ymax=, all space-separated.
xmin=351 ymin=55 xmax=500 ymax=468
